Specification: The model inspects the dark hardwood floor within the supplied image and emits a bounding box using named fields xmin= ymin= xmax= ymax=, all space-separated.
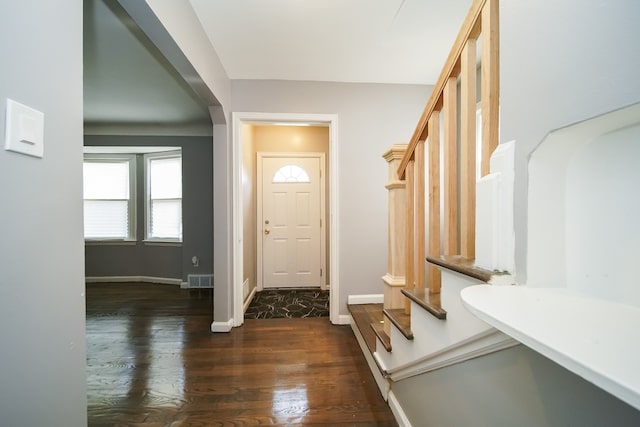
xmin=86 ymin=283 xmax=397 ymax=426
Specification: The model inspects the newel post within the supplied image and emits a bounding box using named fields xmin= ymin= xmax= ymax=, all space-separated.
xmin=382 ymin=144 xmax=408 ymax=314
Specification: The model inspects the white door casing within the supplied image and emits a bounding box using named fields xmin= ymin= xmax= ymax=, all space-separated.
xmin=257 ymin=153 xmax=326 ymax=289
xmin=232 ymin=112 xmax=340 ymax=328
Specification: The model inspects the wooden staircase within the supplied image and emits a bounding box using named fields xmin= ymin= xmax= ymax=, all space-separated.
xmin=349 ymin=0 xmax=519 ymax=396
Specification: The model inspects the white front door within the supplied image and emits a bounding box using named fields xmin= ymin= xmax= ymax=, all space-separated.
xmin=259 ymin=155 xmax=323 ymax=288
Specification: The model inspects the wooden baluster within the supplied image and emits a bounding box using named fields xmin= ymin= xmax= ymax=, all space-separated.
xmin=481 ymin=0 xmax=500 ymax=177
xmin=428 ymin=112 xmax=442 ymax=293
xmin=404 ymin=159 xmax=415 ymax=314
xmin=460 ymin=38 xmax=477 ymax=259
xmin=443 ymin=77 xmax=459 ymax=256
xmin=414 ymin=141 xmax=426 ymax=292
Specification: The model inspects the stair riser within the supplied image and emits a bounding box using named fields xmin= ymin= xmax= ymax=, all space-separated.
xmin=377 ymin=270 xmax=504 ymax=372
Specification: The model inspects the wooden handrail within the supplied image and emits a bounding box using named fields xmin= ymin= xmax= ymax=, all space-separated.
xmin=393 ymin=0 xmax=499 ymax=299
xmin=397 ymin=0 xmax=488 ymax=180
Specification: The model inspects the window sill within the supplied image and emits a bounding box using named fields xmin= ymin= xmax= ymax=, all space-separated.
xmin=143 ymin=240 xmax=182 ymax=247
xmin=85 ymin=240 xmax=136 ymax=246
xmin=461 ymin=285 xmax=640 ymax=411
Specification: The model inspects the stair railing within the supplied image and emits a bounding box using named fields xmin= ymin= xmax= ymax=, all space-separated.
xmin=396 ymin=0 xmax=500 ymax=311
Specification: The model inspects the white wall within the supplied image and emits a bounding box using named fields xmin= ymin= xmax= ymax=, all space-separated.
xmin=232 ymin=80 xmax=431 ymax=315
xmin=0 ymin=1 xmax=87 ymax=425
xmin=499 ymin=0 xmax=640 ymax=283
xmin=565 ymin=123 xmax=640 ymax=305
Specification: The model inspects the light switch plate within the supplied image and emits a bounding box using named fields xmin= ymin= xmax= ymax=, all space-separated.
xmin=4 ymin=98 xmax=44 ymax=158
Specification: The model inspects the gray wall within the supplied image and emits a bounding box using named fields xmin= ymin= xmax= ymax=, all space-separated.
xmin=232 ymin=80 xmax=431 ymax=315
xmin=500 ymin=0 xmax=640 ymax=283
xmin=0 ymin=1 xmax=87 ymax=426
xmin=84 ymin=135 xmax=213 ymax=282
xmin=393 ymin=345 xmax=640 ymax=426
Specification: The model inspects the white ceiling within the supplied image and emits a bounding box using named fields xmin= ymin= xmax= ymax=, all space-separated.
xmin=190 ymin=0 xmax=473 ymax=85
xmin=84 ymin=0 xmax=473 ymax=129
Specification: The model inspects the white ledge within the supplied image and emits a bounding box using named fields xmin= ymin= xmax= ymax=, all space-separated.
xmin=461 ymin=285 xmax=640 ymax=410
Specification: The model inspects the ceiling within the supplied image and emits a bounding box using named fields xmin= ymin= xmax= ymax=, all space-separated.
xmin=190 ymin=0 xmax=473 ymax=85
xmin=83 ymin=0 xmax=473 ymax=129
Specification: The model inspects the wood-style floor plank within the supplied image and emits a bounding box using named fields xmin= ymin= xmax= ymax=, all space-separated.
xmin=86 ymin=283 xmax=397 ymax=426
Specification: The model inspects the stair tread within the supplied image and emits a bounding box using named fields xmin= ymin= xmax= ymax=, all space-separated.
xmin=348 ymin=303 xmax=383 ymax=353
xmin=383 ymin=308 xmax=414 ymax=340
xmin=427 ymin=255 xmax=498 ymax=283
xmin=402 ymin=288 xmax=447 ymax=319
xmin=371 ymin=321 xmax=392 ymax=352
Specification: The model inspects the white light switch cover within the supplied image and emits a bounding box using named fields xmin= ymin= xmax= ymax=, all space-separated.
xmin=4 ymin=98 xmax=44 ymax=158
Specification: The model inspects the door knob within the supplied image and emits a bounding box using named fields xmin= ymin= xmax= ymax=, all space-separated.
xmin=264 ymin=228 xmax=270 ymax=235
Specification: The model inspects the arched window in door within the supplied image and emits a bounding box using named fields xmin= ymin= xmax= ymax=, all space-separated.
xmin=272 ymin=164 xmax=311 ymax=183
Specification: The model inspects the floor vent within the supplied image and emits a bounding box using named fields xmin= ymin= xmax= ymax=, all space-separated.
xmin=187 ymin=274 xmax=214 ymax=288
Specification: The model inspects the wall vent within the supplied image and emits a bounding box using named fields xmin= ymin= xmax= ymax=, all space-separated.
xmin=187 ymin=274 xmax=214 ymax=288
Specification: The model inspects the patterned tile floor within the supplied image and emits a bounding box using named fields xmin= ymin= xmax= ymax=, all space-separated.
xmin=244 ymin=289 xmax=329 ymax=319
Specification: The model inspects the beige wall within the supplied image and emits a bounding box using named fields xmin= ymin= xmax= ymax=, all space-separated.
xmin=242 ymin=125 xmax=330 ymax=297
xmin=241 ymin=124 xmax=256 ymax=298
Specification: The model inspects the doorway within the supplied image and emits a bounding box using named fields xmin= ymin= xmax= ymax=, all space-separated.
xmin=257 ymin=153 xmax=326 ymax=289
xmin=232 ymin=113 xmax=339 ymax=326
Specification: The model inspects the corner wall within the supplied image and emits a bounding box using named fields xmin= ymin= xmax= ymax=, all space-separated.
xmin=0 ymin=1 xmax=87 ymax=425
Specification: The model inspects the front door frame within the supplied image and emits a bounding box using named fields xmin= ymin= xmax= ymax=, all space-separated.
xmin=257 ymin=152 xmax=327 ymax=291
xmin=232 ymin=112 xmax=340 ymax=326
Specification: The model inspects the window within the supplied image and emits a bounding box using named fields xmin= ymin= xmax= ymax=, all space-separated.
xmin=83 ymin=155 xmax=136 ymax=240
xmin=145 ymin=151 xmax=182 ymax=241
xmin=272 ymin=164 xmax=311 ymax=183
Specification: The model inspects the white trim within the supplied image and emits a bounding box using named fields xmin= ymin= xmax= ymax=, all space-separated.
xmin=84 ymin=240 xmax=137 ymax=246
xmin=350 ymin=316 xmax=390 ymax=400
xmin=243 ymin=285 xmax=257 ymax=313
xmin=335 ymin=314 xmax=351 ymax=325
xmin=142 ymin=240 xmax=182 ymax=247
xmin=85 ymin=276 xmax=182 ymax=285
xmin=83 ymin=153 xmax=137 ymax=241
xmin=462 ymin=284 xmax=640 ymax=411
xmin=257 ymin=152 xmax=326 ymax=291
xmin=232 ymin=112 xmax=339 ymax=326
xmin=348 ymin=294 xmax=384 ymax=305
xmin=376 ymin=329 xmax=518 ymax=382
xmin=388 ymin=391 xmax=413 ymax=427
xmin=211 ymin=319 xmax=233 ymax=333
xmin=144 ymin=150 xmax=183 ymax=242
xmin=180 ymin=281 xmax=188 ymax=289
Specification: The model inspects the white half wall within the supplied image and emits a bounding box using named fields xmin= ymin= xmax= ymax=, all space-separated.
xmin=500 ymin=0 xmax=640 ymax=284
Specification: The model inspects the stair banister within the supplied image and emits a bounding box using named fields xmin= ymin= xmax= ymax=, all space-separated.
xmin=393 ymin=0 xmax=500 ymax=299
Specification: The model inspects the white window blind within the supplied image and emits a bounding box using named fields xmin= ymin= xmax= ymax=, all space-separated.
xmin=83 ymin=158 xmax=135 ymax=240
xmin=147 ymin=154 xmax=182 ymax=240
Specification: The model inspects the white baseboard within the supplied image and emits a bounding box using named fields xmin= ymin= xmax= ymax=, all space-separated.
xmin=334 ymin=314 xmax=351 ymax=325
xmin=211 ymin=319 xmax=233 ymax=333
xmin=86 ymin=276 xmax=182 ymax=286
xmin=243 ymin=286 xmax=257 ymax=313
xmin=388 ymin=390 xmax=413 ymax=427
xmin=348 ymin=294 xmax=384 ymax=305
